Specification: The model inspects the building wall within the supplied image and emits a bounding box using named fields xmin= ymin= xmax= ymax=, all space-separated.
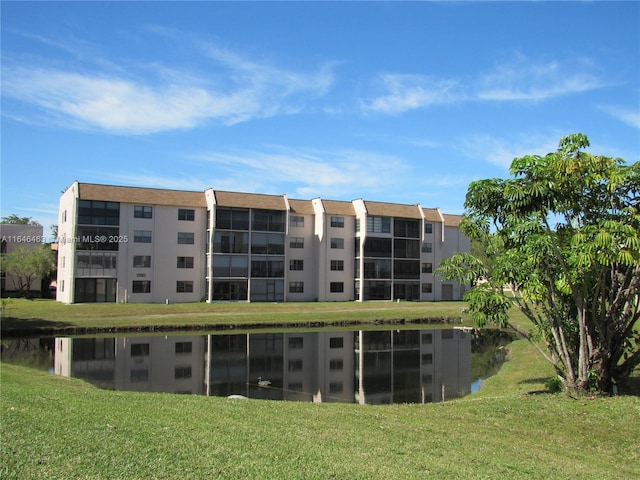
xmin=285 ymin=211 xmax=317 ymax=302
xmin=57 ymin=182 xmax=469 ymax=304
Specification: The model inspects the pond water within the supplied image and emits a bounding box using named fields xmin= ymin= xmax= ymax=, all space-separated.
xmin=1 ymin=327 xmax=512 ymax=405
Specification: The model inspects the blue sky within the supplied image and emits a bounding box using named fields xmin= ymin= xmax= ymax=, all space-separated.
xmin=2 ymin=2 xmax=639 ymax=237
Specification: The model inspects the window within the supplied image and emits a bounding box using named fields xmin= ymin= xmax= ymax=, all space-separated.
xmin=175 ymin=366 xmax=192 ymax=379
xmin=132 ymin=281 xmax=151 ymax=293
xmin=134 ymin=230 xmax=152 ymax=243
xmin=288 ymin=359 xmax=303 ymax=372
xmin=130 ymin=369 xmax=149 ymax=382
xmin=425 ymin=223 xmax=433 ymax=234
xmin=215 ymin=207 xmax=249 ymax=230
xmin=331 ymin=216 xmax=344 ymax=228
xmin=133 ymin=255 xmax=151 ymax=268
xmin=213 ymin=256 xmax=248 ymax=277
xmin=394 ymin=239 xmax=421 ymax=258
xmin=288 ymin=337 xmax=304 ymax=349
xmin=367 ymin=216 xmax=391 ymax=233
xmin=175 ymin=342 xmax=192 ymax=354
xmin=289 ymin=281 xmax=304 ymax=293
xmin=177 ymin=281 xmax=194 ymax=293
xmin=251 ymin=258 xmax=284 ymax=278
xmin=78 ymin=200 xmax=120 ymax=226
xmin=394 ymin=218 xmax=420 ymax=238
xmin=422 ymin=262 xmax=433 ymax=273
xmin=177 ymin=256 xmax=194 ymax=268
xmin=214 ymin=231 xmax=249 ymax=253
xmin=330 ymin=282 xmax=344 ymax=293
xmin=134 ymin=206 xmax=152 ymax=219
xmin=364 ymin=237 xmax=392 ymax=258
xmin=178 ymin=209 xmax=195 ymax=221
xmin=330 ymin=238 xmax=344 ymax=249
xmin=251 ymin=233 xmax=284 ymax=254
xmin=252 ymin=209 xmax=285 ymax=232
xmin=290 ymin=215 xmax=304 ymax=227
xmin=422 ymin=333 xmax=433 ymax=344
xmin=131 ymin=343 xmax=150 ymax=356
xmin=422 ymin=242 xmax=433 ymax=253
xmin=329 ymin=337 xmax=344 ymax=349
xmin=330 ymin=260 xmax=344 ymax=271
xmin=289 ymin=259 xmax=304 ymax=271
xmin=421 ymin=283 xmax=433 ymax=293
xmin=178 ymin=232 xmax=195 ymax=244
xmin=329 ymin=359 xmax=343 ymax=371
xmin=329 ymin=382 xmax=343 ymax=394
xmin=422 ymin=353 xmax=433 ymax=365
xmin=290 ymin=237 xmax=304 ymax=248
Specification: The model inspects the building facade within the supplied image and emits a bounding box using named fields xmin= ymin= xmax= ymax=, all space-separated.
xmin=57 ymin=181 xmax=470 ymax=304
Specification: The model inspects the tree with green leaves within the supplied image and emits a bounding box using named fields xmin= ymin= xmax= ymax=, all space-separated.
xmin=436 ymin=134 xmax=640 ymax=395
xmin=0 ymin=245 xmax=56 ymax=296
xmin=1 ymin=215 xmax=41 ymax=226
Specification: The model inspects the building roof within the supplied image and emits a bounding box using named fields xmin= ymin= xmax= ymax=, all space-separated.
xmin=288 ymin=199 xmax=316 ymax=215
xmin=364 ymin=201 xmax=423 ymax=219
xmin=422 ymin=208 xmax=443 ymax=223
xmin=72 ymin=183 xmax=462 ymax=222
xmin=321 ymin=200 xmax=356 ymax=216
xmin=78 ymin=183 xmax=207 ymax=208
xmin=213 ymin=191 xmax=287 ymax=210
xmin=443 ymin=214 xmax=464 ymax=227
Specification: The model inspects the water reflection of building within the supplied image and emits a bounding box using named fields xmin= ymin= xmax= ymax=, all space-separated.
xmin=355 ymin=328 xmax=471 ymax=404
xmin=55 ymin=336 xmax=205 ymax=394
xmin=54 ymin=328 xmax=470 ymax=404
xmin=206 ymin=332 xmax=355 ymax=403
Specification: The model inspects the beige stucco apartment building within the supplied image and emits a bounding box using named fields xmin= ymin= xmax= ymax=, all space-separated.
xmin=57 ymin=181 xmax=469 ymax=304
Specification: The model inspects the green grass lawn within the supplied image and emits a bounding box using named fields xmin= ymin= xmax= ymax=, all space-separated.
xmin=1 ymin=298 xmax=473 ymax=336
xmin=2 ymin=354 xmax=639 ymax=479
xmin=2 ymin=300 xmax=639 ymax=479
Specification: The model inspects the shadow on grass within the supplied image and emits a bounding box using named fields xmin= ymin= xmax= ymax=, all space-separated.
xmin=1 ymin=317 xmax=76 ymax=338
xmin=519 ymin=377 xmax=552 ymax=385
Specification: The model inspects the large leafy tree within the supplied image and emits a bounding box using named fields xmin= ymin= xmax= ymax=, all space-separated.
xmin=1 ymin=215 xmax=41 ymax=225
xmin=437 ymin=134 xmax=640 ymax=395
xmin=0 ymin=245 xmax=56 ymax=296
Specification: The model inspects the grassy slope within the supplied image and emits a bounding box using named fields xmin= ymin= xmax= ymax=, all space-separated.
xmin=2 ymin=362 xmax=639 ymax=480
xmin=1 ymin=298 xmax=472 ymax=334
xmin=2 ymin=301 xmax=639 ymax=479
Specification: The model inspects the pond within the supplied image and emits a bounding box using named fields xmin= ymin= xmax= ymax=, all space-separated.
xmin=1 ymin=327 xmax=513 ymax=405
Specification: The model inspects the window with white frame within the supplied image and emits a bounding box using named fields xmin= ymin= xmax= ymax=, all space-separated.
xmin=289 ymin=281 xmax=304 ymax=293
xmin=290 ymin=215 xmax=304 ymax=227
xmin=331 ymin=216 xmax=344 ymax=228
xmin=134 ymin=206 xmax=152 ymax=219
xmin=289 ymin=237 xmax=304 ymax=248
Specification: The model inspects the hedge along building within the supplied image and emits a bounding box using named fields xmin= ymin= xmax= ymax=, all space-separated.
xmin=57 ymin=181 xmax=469 ymax=304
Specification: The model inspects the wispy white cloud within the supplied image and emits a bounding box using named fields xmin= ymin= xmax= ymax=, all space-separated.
xmin=363 ymin=55 xmax=606 ymax=113
xmin=598 ymin=105 xmax=640 ymax=129
xmin=1 ymin=39 xmax=335 ymax=134
xmin=458 ymin=133 xmax=561 ymax=169
xmin=192 ymin=146 xmax=410 ymax=199
xmin=476 ymin=56 xmax=605 ymax=101
xmin=363 ymin=74 xmax=464 ymax=113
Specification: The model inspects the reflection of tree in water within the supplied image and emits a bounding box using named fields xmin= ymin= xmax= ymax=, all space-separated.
xmin=1 ymin=337 xmax=54 ymax=371
xmin=471 ymin=329 xmax=515 ymax=381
